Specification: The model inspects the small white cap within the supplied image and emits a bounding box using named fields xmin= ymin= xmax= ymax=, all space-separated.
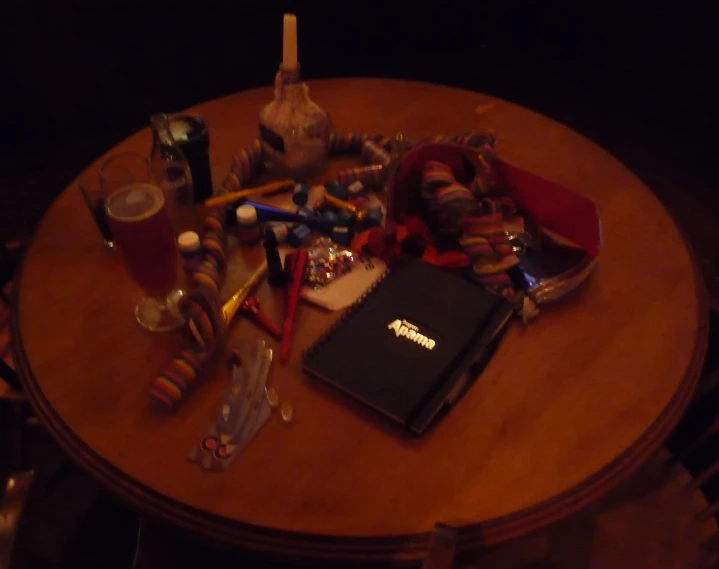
xmin=236 ymin=204 xmax=258 ymax=224
xmin=177 ymin=231 xmax=200 ymax=252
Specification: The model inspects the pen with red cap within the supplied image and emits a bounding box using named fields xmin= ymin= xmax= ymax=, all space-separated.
xmin=281 ymin=249 xmax=308 ymax=362
xmin=240 ymin=297 xmax=282 ymax=339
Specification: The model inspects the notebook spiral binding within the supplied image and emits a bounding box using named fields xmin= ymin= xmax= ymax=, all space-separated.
xmin=302 ymin=264 xmax=393 ymax=361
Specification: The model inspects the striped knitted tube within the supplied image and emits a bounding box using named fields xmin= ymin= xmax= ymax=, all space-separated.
xmin=189 ymin=210 xmax=226 ymax=296
xmin=420 ymin=159 xmax=519 ymax=299
xmin=430 ymin=132 xmax=497 ymax=150
xmin=147 ymin=349 xmax=206 ymax=409
xmin=373 ymin=136 xmax=395 ymax=151
xmin=421 ymin=161 xmax=475 ymax=210
xmin=220 ymin=139 xmax=263 ymax=193
xmin=336 ymin=164 xmax=385 ymax=188
xmin=148 ymin=208 xmax=228 ymax=409
xmin=361 ymin=140 xmax=391 ymax=166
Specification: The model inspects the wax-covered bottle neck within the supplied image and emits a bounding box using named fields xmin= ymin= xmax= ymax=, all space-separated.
xmin=274 ymin=66 xmax=309 ymax=102
xmin=279 ymin=65 xmax=301 ymax=84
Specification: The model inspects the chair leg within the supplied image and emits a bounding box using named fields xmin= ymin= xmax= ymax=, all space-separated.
xmin=421 ymin=524 xmax=459 ymax=569
xmin=8 ymin=400 xmax=28 ymax=472
xmin=129 ymin=518 xmax=144 ymax=569
xmin=129 ymin=519 xmax=183 ymax=569
xmin=0 ymin=357 xmax=21 ymax=391
xmin=0 ymin=471 xmax=35 ymax=569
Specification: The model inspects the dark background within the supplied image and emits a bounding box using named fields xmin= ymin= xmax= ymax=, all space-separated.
xmin=0 ymin=1 xmax=717 ymax=242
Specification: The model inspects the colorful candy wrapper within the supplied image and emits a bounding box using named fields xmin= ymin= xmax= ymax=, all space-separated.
xmin=188 ymin=340 xmax=273 ymax=471
xmin=305 ymin=237 xmax=357 ymax=289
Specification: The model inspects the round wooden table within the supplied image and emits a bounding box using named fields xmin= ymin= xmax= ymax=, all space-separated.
xmin=12 ymin=78 xmax=708 ymax=565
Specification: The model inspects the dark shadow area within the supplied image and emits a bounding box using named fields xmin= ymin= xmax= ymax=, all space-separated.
xmin=1 ymin=2 xmax=717 ymax=241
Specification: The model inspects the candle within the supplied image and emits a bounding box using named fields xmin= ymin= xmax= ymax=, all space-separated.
xmin=282 ymin=13 xmax=298 ymax=71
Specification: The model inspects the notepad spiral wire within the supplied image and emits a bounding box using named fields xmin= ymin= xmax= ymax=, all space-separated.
xmin=302 ymin=265 xmax=392 ymax=361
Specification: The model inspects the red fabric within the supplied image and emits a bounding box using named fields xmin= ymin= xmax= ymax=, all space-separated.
xmin=351 ymin=216 xmax=470 ymax=268
xmin=494 ymin=160 xmax=601 ymax=257
xmin=387 ymin=143 xmax=601 ymax=258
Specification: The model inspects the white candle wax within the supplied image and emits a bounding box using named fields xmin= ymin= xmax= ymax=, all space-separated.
xmin=282 ymin=13 xmax=298 ymax=71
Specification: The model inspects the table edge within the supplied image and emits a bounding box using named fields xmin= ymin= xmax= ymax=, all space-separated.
xmin=10 ymin=82 xmax=710 ymax=562
xmin=11 ymin=222 xmax=708 ymax=563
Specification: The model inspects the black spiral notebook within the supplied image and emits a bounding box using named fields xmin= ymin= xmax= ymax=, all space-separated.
xmin=302 ymin=256 xmax=513 ymax=434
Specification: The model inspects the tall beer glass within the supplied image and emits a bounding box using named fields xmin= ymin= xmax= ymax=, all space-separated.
xmin=104 ymin=161 xmax=185 ymax=332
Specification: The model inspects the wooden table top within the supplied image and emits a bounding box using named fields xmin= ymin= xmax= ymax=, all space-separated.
xmin=12 ymin=78 xmax=708 ymax=565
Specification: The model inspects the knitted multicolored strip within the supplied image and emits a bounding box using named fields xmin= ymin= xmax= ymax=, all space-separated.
xmin=182 ymin=288 xmax=227 ymax=351
xmin=220 ymin=139 xmax=262 ymax=193
xmin=430 ymin=132 xmax=497 ymax=150
xmin=148 ymin=208 xmax=228 ymax=409
xmin=201 ymin=210 xmax=227 ymax=270
xmin=361 ymin=140 xmax=391 ymax=166
xmin=336 ymin=164 xmax=385 ymax=188
xmin=147 ymin=349 xmax=207 ymax=409
xmin=422 ymin=161 xmax=475 ymax=209
xmin=374 ymin=136 xmax=395 ymax=152
xmin=420 ymin=159 xmax=520 ymax=298
xmin=217 ymin=131 xmax=499 ymax=193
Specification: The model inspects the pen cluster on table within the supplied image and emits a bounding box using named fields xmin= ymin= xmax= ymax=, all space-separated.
xmin=148 ymin=175 xmax=386 ymax=411
xmin=148 ymin=130 xmax=518 ymax=410
xmin=235 ymin=177 xmax=386 ymax=354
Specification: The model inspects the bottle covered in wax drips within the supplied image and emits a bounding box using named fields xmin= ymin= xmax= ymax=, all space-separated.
xmin=150 ymin=112 xmax=200 ymax=234
xmin=258 ymin=13 xmax=333 ymax=179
